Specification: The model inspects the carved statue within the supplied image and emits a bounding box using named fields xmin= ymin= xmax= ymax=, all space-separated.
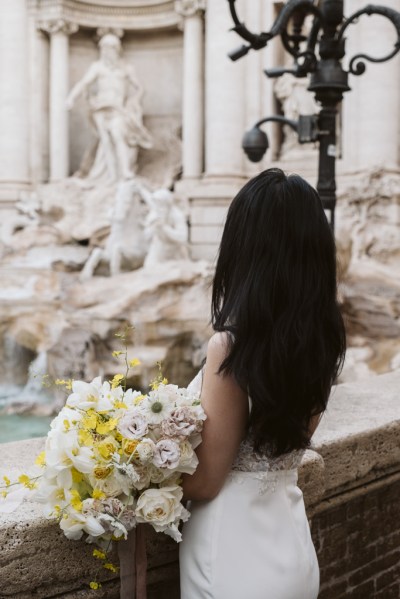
xmin=274 ymin=74 xmax=319 ymax=157
xmin=80 ymin=179 xmax=148 ymax=280
xmin=139 ymin=185 xmax=190 ymax=268
xmin=66 ymin=34 xmax=152 ymax=184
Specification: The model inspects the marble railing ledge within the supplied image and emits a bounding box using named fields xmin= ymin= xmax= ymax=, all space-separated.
xmin=312 ymin=369 xmax=400 ymax=498
xmin=1 ymin=370 xmax=400 ymax=597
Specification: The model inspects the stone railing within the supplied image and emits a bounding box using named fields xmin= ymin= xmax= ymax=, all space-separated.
xmin=1 ymin=370 xmax=399 ymax=599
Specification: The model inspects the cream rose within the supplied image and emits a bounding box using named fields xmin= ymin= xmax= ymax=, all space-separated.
xmin=136 ymin=439 xmax=156 ymax=465
xmin=135 ymin=485 xmax=187 ymax=535
xmin=177 ymin=440 xmax=199 ymax=474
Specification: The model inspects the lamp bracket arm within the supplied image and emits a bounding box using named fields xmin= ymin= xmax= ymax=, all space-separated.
xmin=227 ymin=0 xmax=322 ymax=59
xmin=228 ymin=0 xmax=271 ymax=46
xmin=338 ymin=5 xmax=400 ymax=75
xmin=269 ymin=0 xmax=322 ymax=41
xmin=255 ymin=115 xmax=299 ymax=132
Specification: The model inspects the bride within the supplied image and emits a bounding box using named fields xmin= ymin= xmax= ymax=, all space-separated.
xmin=180 ymin=168 xmax=346 ymax=599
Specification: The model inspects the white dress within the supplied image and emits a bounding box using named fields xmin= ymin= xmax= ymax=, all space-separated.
xmin=179 ymin=371 xmax=319 ymax=599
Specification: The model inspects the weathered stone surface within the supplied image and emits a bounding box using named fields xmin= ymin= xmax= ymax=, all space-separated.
xmin=0 ymin=261 xmax=212 ymax=414
xmin=1 ymin=371 xmax=400 ymax=597
xmin=313 ymin=370 xmax=400 ymax=495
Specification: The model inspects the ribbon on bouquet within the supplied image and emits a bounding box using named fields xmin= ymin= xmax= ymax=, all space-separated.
xmin=118 ymin=524 xmax=148 ymax=599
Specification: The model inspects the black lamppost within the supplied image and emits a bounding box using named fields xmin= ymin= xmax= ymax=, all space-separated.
xmin=227 ymin=0 xmax=400 ymax=230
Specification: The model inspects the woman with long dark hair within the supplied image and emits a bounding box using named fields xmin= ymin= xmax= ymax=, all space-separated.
xmin=180 ymin=168 xmax=346 ymax=598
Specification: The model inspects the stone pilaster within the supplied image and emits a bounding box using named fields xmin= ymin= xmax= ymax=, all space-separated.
xmin=39 ymin=19 xmax=78 ymax=181
xmin=175 ymin=0 xmax=206 ymax=179
xmin=204 ymin=0 xmax=246 ymax=178
xmin=0 ymin=0 xmax=29 ymax=202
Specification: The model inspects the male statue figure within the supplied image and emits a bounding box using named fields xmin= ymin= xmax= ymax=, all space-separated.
xmin=66 ymin=34 xmax=152 ymax=183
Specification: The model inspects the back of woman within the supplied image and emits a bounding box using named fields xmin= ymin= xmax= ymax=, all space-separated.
xmin=180 ymin=168 xmax=346 ymax=599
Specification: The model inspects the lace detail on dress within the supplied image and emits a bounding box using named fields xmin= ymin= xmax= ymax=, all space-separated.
xmin=229 ymin=439 xmax=304 ymax=495
xmin=232 ymin=439 xmax=304 ymax=473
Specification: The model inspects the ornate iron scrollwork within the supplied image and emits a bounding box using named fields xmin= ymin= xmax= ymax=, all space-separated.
xmin=338 ymin=5 xmax=400 ymax=76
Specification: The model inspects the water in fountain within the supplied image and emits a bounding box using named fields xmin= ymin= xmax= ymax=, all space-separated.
xmin=0 ymin=342 xmax=54 ymax=444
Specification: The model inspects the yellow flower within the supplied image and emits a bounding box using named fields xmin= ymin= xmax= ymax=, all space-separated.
xmin=93 ymin=465 xmax=113 ymax=480
xmin=70 ymin=489 xmax=83 ymax=512
xmin=53 ymin=505 xmax=62 ymax=516
xmin=111 ymin=374 xmax=124 ymax=389
xmin=18 ymin=474 xmax=37 ymax=490
xmin=104 ymin=562 xmax=119 ymax=573
xmin=89 ymin=581 xmax=101 ymax=590
xmin=63 ymin=419 xmax=71 ymax=431
xmin=78 ymin=429 xmax=94 ymax=447
xmin=112 ymin=351 xmax=123 ymax=357
xmin=34 ymin=452 xmax=46 ymax=467
xmin=134 ymin=394 xmax=145 ymax=406
xmin=122 ymin=438 xmax=139 ymax=457
xmin=113 ymin=400 xmax=127 ymax=409
xmin=71 ymin=467 xmax=84 ymax=484
xmin=55 ymin=379 xmax=73 ymax=391
xmin=128 ymin=358 xmax=141 ymax=368
xmin=1 ymin=491 xmax=7 ymax=498
xmin=3 ymin=475 xmax=11 ymax=487
xmin=149 ymin=376 xmax=168 ymax=391
xmin=56 ymin=489 xmax=65 ymax=501
xmin=95 ymin=437 xmax=118 ymax=460
xmin=96 ymin=418 xmax=118 ymax=435
xmin=18 ymin=474 xmax=30 ymax=486
xmin=93 ymin=549 xmax=106 ymax=560
xmin=81 ymin=410 xmax=97 ymax=430
xmin=92 ymin=488 xmax=106 ymax=500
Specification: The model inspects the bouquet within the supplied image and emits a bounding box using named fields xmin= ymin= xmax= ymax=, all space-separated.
xmin=0 ymin=342 xmax=206 ymax=591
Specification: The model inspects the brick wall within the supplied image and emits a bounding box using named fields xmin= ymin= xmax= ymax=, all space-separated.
xmin=312 ymin=476 xmax=400 ymax=599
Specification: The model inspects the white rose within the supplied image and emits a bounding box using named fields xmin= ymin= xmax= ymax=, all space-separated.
xmin=136 ymin=439 xmax=156 ymax=465
xmin=153 ymin=439 xmax=180 ymax=469
xmin=135 ymin=485 xmax=186 ymax=533
xmin=132 ymin=465 xmax=152 ymax=490
xmin=148 ymin=464 xmax=169 ymax=484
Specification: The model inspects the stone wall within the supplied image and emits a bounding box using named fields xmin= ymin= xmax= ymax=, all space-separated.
xmin=314 ymin=475 xmax=400 ymax=599
xmin=0 ymin=370 xmax=399 ymax=598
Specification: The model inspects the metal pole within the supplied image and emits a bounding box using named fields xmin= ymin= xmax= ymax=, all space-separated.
xmin=316 ymin=104 xmax=337 ymax=229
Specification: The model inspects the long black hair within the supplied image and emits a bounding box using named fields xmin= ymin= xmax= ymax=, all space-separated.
xmin=212 ymin=168 xmax=346 ymax=456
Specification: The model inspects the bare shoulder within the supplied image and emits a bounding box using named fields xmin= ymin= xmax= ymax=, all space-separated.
xmin=206 ymin=332 xmax=236 ymax=382
xmin=207 ymin=331 xmax=231 ymax=360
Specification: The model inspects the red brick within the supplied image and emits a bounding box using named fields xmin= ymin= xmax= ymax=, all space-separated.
xmin=311 ymin=476 xmax=400 ymax=599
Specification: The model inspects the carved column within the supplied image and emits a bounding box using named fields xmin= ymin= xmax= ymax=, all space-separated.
xmin=204 ymin=0 xmax=246 ymax=178
xmin=175 ymin=0 xmax=206 ymax=179
xmin=40 ymin=19 xmax=78 ymax=181
xmin=0 ymin=0 xmax=29 ymax=193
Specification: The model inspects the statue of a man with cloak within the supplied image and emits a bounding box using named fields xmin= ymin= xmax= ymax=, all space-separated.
xmin=66 ymin=34 xmax=152 ymax=183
